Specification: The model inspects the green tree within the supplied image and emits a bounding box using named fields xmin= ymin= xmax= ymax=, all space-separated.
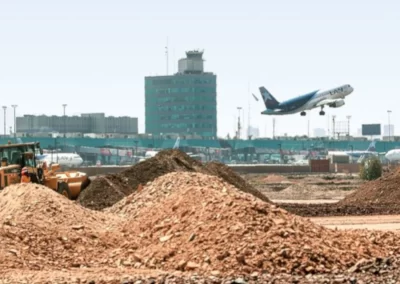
xmin=360 ymin=156 xmax=382 ymax=181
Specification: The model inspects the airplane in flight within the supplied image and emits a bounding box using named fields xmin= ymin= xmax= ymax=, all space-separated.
xmin=259 ymin=84 xmax=354 ymax=116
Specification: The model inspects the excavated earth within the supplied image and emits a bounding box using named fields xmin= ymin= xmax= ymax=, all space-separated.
xmin=280 ymin=169 xmax=400 ymax=217
xmin=78 ymin=150 xmax=269 ymax=210
xmin=3 ymin=174 xmax=400 ymax=283
xmin=280 ymin=203 xmax=400 ymax=217
xmin=339 ymin=168 xmax=400 ymax=206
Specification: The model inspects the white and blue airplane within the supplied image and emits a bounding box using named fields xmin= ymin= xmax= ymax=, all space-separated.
xmin=36 ymin=153 xmax=84 ymax=167
xmin=385 ymin=148 xmax=400 ymax=162
xmin=328 ymin=141 xmax=378 ymax=159
xmin=259 ymin=84 xmax=354 ymax=116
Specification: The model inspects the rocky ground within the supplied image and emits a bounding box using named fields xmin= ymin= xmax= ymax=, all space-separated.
xmin=3 ymin=153 xmax=400 ymax=283
xmin=245 ymin=171 xmax=400 ymax=217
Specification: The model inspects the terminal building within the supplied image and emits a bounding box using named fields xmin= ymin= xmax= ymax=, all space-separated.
xmin=145 ymin=50 xmax=217 ymax=138
xmin=16 ymin=113 xmax=138 ymax=135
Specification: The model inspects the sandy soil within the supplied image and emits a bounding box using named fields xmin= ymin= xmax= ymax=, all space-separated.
xmin=244 ymin=173 xmax=360 ymax=201
xmin=271 ymin=199 xmax=340 ymax=204
xmin=310 ymin=215 xmax=400 ymax=230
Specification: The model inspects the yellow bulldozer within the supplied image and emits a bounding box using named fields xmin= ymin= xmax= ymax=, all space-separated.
xmin=0 ymin=141 xmax=90 ymax=199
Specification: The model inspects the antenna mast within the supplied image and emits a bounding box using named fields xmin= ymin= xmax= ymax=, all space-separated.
xmin=173 ymin=48 xmax=175 ymax=74
xmin=237 ymin=107 xmax=242 ymax=139
xmin=165 ymin=37 xmax=169 ymax=75
xmin=273 ymin=118 xmax=276 ymax=139
xmin=247 ymin=82 xmax=251 ymax=139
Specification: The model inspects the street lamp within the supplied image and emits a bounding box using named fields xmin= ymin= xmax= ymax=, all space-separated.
xmin=346 ymin=115 xmax=351 ymax=137
xmin=11 ymin=105 xmax=17 ymax=140
xmin=134 ymin=140 xmax=138 ymax=157
xmin=388 ymin=110 xmax=392 ymax=142
xmin=2 ymin=106 xmax=7 ymax=137
xmin=62 ymin=104 xmax=67 ymax=146
xmin=237 ymin=107 xmax=242 ymax=139
xmin=332 ymin=115 xmax=336 ymax=139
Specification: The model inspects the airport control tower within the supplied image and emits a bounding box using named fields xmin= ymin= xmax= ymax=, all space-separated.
xmin=178 ymin=50 xmax=205 ymax=74
xmin=145 ymin=50 xmax=217 ymax=138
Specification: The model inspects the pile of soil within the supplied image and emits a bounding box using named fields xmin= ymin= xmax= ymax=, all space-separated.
xmin=338 ymin=169 xmax=400 ymax=206
xmin=263 ymin=174 xmax=288 ymax=183
xmin=107 ymin=172 xmax=400 ymax=275
xmin=3 ymin=173 xmax=400 ymax=280
xmin=0 ymin=183 xmax=120 ymax=271
xmin=78 ymin=150 xmax=268 ymax=210
xmin=205 ymin=161 xmax=270 ymax=203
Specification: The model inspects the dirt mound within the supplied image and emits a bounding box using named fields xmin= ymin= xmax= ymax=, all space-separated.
xmin=339 ymin=169 xmax=400 ymax=206
xmin=0 ymin=183 xmax=120 ymax=271
xmin=78 ymin=150 xmax=207 ymax=210
xmin=107 ymin=172 xmax=400 ymax=275
xmin=205 ymin=161 xmax=270 ymax=203
xmin=79 ymin=150 xmax=268 ymax=210
xmin=263 ymin=174 xmax=288 ymax=183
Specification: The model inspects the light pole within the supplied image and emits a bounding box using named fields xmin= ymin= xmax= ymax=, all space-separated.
xmin=62 ymin=104 xmax=67 ymax=146
xmin=332 ymin=115 xmax=336 ymax=140
xmin=237 ymin=107 xmax=242 ymax=139
xmin=388 ymin=110 xmax=392 ymax=142
xmin=11 ymin=105 xmax=17 ymax=140
xmin=2 ymin=106 xmax=7 ymax=137
xmin=346 ymin=115 xmax=351 ymax=137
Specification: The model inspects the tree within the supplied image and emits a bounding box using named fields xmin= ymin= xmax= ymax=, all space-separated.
xmin=360 ymin=156 xmax=382 ymax=181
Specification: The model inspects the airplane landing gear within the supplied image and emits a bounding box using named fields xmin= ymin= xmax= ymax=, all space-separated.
xmin=319 ymin=106 xmax=325 ymax=116
xmin=300 ymin=111 xmax=306 ymax=116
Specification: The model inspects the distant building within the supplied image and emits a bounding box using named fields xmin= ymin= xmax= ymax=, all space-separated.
xmin=247 ymin=126 xmax=260 ymax=139
xmin=313 ymin=128 xmax=326 ymax=137
xmin=145 ymin=50 xmax=217 ymax=138
xmin=16 ymin=113 xmax=138 ymax=134
xmin=384 ymin=124 xmax=394 ymax=137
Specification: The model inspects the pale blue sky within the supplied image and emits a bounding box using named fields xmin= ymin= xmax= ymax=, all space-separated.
xmin=0 ymin=0 xmax=399 ymax=138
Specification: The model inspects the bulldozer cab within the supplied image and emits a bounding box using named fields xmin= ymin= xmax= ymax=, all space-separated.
xmin=0 ymin=142 xmax=43 ymax=189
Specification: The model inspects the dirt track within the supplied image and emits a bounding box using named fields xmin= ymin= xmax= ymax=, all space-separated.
xmin=279 ymin=202 xmax=400 ymax=217
xmin=310 ymin=215 xmax=400 ymax=230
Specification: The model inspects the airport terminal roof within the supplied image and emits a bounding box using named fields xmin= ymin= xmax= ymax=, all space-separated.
xmin=0 ymin=137 xmax=399 ymax=153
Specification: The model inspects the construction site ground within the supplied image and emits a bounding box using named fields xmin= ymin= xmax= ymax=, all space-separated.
xmin=4 ymin=152 xmax=400 ymax=284
xmin=244 ymin=172 xmax=400 ymax=231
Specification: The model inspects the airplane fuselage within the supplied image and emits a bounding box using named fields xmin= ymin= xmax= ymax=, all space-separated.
xmin=261 ymin=84 xmax=354 ymax=115
xmin=385 ymin=150 xmax=400 ymax=162
xmin=36 ymin=153 xmax=84 ymax=167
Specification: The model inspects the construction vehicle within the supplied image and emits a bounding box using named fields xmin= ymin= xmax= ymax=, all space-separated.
xmin=0 ymin=141 xmax=90 ymax=199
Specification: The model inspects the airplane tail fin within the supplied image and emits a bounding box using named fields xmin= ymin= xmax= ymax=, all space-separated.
xmin=259 ymin=87 xmax=280 ymax=109
xmin=173 ymin=137 xmax=180 ymax=149
xmin=367 ymin=141 xmax=376 ymax=152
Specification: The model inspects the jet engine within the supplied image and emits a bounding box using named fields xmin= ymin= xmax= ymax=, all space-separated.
xmin=329 ymin=99 xmax=345 ymax=108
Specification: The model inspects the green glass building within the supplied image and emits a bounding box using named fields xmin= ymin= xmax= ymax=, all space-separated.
xmin=145 ymin=50 xmax=217 ymax=138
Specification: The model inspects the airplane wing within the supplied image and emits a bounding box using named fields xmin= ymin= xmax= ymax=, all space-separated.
xmin=314 ymin=98 xmax=344 ymax=108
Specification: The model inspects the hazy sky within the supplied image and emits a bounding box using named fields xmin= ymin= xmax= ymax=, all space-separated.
xmin=1 ymin=0 xmax=399 ymax=138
